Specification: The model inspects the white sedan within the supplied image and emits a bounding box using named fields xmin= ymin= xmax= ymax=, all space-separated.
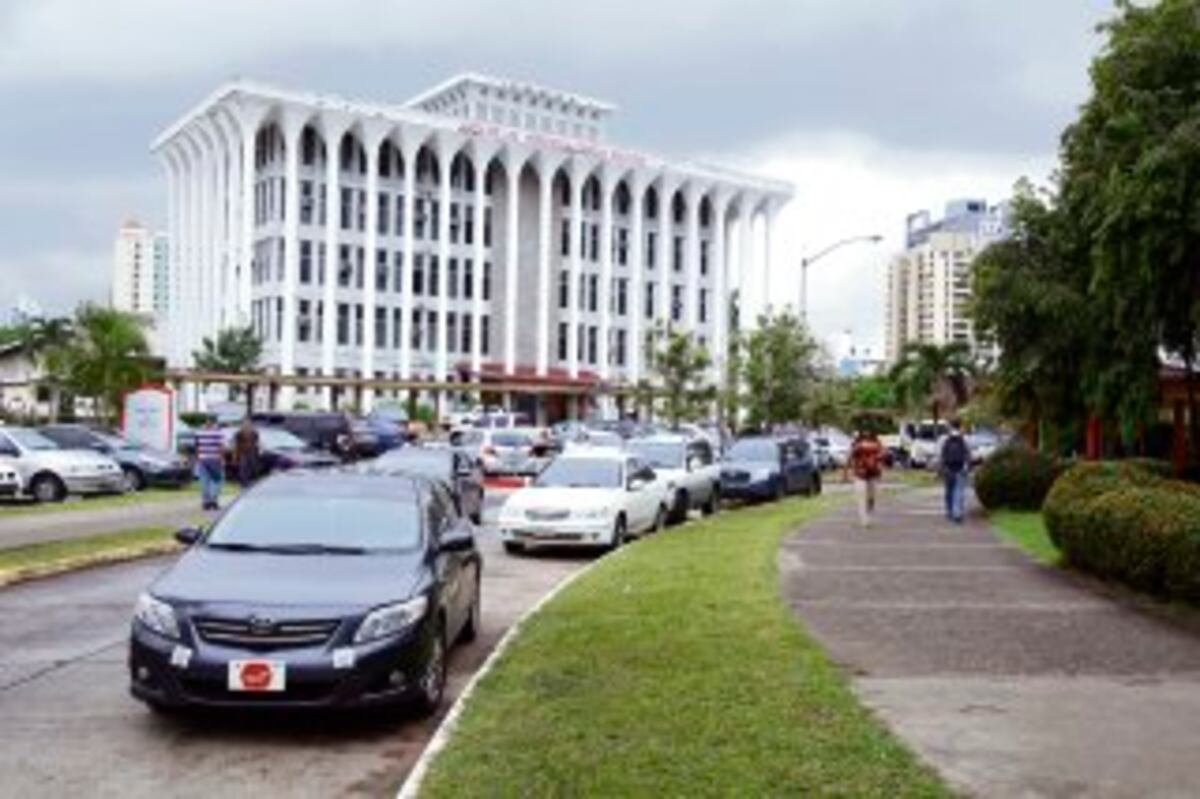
xmin=497 ymin=450 xmax=670 ymax=554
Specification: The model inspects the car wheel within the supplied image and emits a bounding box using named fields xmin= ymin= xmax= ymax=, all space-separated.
xmin=31 ymin=474 xmax=65 ymax=503
xmin=415 ymin=621 xmax=447 ymax=716
xmin=121 ymin=466 xmax=145 ymax=493
xmin=503 ymin=541 xmax=526 ymax=556
xmin=669 ymin=490 xmax=689 ymax=525
xmin=470 ymin=509 xmax=483 ymax=526
xmin=771 ymin=479 xmax=784 ymax=503
xmin=701 ymin=487 xmax=718 ymax=516
xmin=609 ymin=515 xmax=627 ymax=551
xmin=812 ymin=473 xmax=822 ymax=496
xmin=459 ymin=574 xmax=481 ymax=643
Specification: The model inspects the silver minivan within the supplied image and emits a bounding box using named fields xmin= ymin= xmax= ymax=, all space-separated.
xmin=0 ymin=425 xmax=125 ymax=502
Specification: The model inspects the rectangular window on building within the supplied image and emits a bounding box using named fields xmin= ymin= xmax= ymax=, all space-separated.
xmin=447 ymin=313 xmax=457 ymax=354
xmin=560 ymin=219 xmax=570 ymax=257
xmin=699 ymin=288 xmax=708 ymax=323
xmin=645 ymin=283 xmax=656 ymax=319
xmin=559 ymin=270 xmax=569 ymax=309
xmin=450 ymin=203 xmax=460 ymax=244
xmin=448 ymin=258 xmax=459 ymax=299
xmin=276 ymin=238 xmax=285 ymax=281
xmin=415 ymin=198 xmax=426 ymax=239
xmin=617 ymin=278 xmax=628 ymax=316
xmin=376 ymin=250 xmax=388 ymax=292
xmin=700 ymin=240 xmax=709 ymax=275
xmin=462 ymin=313 xmax=473 ymax=353
xmin=354 ymin=305 xmax=364 ymax=346
xmin=483 ymin=262 xmax=493 ymax=300
xmin=299 ymin=240 xmax=312 ymax=284
xmin=616 ymin=329 xmax=627 ymax=366
xmin=482 ymin=315 xmax=490 ymax=355
xmin=412 ymin=254 xmax=424 ymax=295
xmin=300 ymin=180 xmax=314 ymax=225
xmin=411 ymin=309 xmax=423 ymax=349
xmin=337 ymin=303 xmax=350 ymax=345
xmin=588 ymin=326 xmax=598 ymax=365
xmin=560 ymin=180 xmax=570 ymax=207
xmin=356 ymin=190 xmax=366 ymax=231
xmin=590 ymin=224 xmax=599 ymax=261
xmin=298 ymin=299 xmax=311 ymax=343
xmin=393 ymin=308 xmax=403 ymax=349
xmin=430 ymin=200 xmax=440 ymax=241
xmin=340 ymin=188 xmax=353 ymax=230
xmin=464 ymin=205 xmax=474 ymax=245
xmin=378 ymin=193 xmax=390 ymax=235
xmin=578 ymin=274 xmax=587 ymax=310
xmin=588 ymin=274 xmax=599 ymax=312
xmin=429 ymin=256 xmax=440 ymax=297
xmin=484 ymin=207 xmax=493 ymax=246
xmin=315 ymin=301 xmax=324 ymax=343
xmin=463 ymin=259 xmax=474 ymax=300
xmin=392 ymin=252 xmax=403 ymax=294
xmin=426 ymin=312 xmax=437 ymax=352
xmin=557 ymin=322 xmax=569 ymax=361
xmin=395 ymin=194 xmax=405 ymax=234
xmin=317 ymin=243 xmax=326 ymax=285
xmin=577 ymin=324 xmax=586 ymax=361
xmin=375 ymin=307 xmax=386 ymax=348
xmin=673 ymin=236 xmax=683 ymax=272
xmin=647 ymin=232 xmax=657 ymax=268
xmin=618 ymin=228 xmax=628 ymax=266
xmin=318 ymin=184 xmax=327 ymax=225
xmin=302 ymin=128 xmax=317 ymax=166
xmin=671 ymin=285 xmax=683 ymax=321
xmin=579 ymin=221 xmax=587 ymax=257
xmin=355 ymin=247 xmax=365 ymax=289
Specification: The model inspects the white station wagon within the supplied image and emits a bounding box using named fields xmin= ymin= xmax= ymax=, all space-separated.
xmin=498 ymin=450 xmax=670 ymax=553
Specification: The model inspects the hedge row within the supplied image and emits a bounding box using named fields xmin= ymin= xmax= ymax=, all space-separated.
xmin=973 ymin=445 xmax=1061 ymax=510
xmin=1043 ymin=461 xmax=1200 ymax=601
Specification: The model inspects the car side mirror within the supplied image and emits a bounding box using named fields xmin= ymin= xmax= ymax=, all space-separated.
xmin=627 ymin=477 xmax=646 ymax=492
xmin=174 ymin=526 xmax=202 ymax=546
xmin=440 ymin=527 xmax=475 ymax=552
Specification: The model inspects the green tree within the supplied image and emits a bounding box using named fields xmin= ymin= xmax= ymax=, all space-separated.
xmin=888 ymin=342 xmax=976 ymax=425
xmin=649 ymin=325 xmax=715 ymax=427
xmin=741 ymin=311 xmax=821 ymax=430
xmin=1058 ymin=0 xmax=1200 ymax=457
xmin=193 ymin=326 xmax=263 ymax=404
xmin=52 ymin=305 xmax=153 ymax=425
xmin=13 ymin=316 xmax=74 ymax=422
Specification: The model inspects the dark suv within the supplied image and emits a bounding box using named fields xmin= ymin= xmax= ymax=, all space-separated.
xmin=250 ymin=413 xmax=381 ymax=461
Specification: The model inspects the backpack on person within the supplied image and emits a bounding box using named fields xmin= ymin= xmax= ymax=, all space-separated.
xmin=941 ymin=434 xmax=968 ymax=474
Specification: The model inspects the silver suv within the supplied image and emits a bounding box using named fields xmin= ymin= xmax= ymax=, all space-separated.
xmin=0 ymin=425 xmax=124 ymax=502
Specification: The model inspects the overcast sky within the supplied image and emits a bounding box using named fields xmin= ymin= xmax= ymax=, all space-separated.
xmin=0 ymin=0 xmax=1113 ymax=350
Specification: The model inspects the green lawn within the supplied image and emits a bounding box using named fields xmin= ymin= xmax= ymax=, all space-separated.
xmin=0 ymin=483 xmax=237 ymax=518
xmin=991 ymin=511 xmax=1061 ymax=565
xmin=0 ymin=525 xmax=182 ymax=584
xmin=420 ymin=498 xmax=949 ymax=798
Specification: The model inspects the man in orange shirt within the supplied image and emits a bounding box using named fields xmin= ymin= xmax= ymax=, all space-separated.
xmin=845 ymin=428 xmax=885 ymax=527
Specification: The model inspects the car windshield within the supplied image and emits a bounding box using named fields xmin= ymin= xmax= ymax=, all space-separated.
xmin=727 ymin=439 xmax=778 ymax=462
xmin=627 ymin=441 xmax=685 ymax=470
xmin=534 ymin=458 xmax=622 ymax=488
xmin=206 ymin=494 xmax=421 ymax=552
xmin=259 ymin=427 xmax=307 ymax=449
xmin=97 ymin=432 xmax=138 ymax=450
xmin=492 ymin=432 xmax=532 ymax=447
xmin=5 ymin=428 xmax=59 ymax=451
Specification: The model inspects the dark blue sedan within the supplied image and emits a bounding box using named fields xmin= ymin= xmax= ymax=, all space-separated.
xmin=719 ymin=436 xmax=821 ymax=501
xmin=128 ymin=469 xmax=481 ymax=716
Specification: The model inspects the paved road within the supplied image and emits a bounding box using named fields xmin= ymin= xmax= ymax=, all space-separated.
xmin=0 ymin=495 xmax=209 ymax=550
xmin=782 ymin=488 xmax=1200 ymax=799
xmin=0 ymin=497 xmax=590 ymax=798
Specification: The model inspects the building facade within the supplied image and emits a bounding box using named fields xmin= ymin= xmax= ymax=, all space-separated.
xmin=885 ymin=198 xmax=1010 ymax=363
xmin=112 ymin=219 xmax=170 ymax=317
xmin=152 ymin=74 xmax=792 ymax=414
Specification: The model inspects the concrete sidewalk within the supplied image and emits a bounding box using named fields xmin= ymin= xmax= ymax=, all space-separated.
xmin=782 ymin=487 xmax=1200 ymax=799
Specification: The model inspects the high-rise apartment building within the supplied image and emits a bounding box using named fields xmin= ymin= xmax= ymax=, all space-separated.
xmin=112 ymin=219 xmax=170 ymax=316
xmin=885 ymin=199 xmax=1010 ymax=363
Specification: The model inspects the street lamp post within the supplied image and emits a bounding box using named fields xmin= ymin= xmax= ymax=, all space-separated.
xmin=799 ymin=234 xmax=883 ymax=323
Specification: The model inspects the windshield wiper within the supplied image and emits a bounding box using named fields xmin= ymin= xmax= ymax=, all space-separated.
xmin=206 ymin=542 xmax=271 ymax=552
xmin=261 ymin=543 xmax=368 ymax=555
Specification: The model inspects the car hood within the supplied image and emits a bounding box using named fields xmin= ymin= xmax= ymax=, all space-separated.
xmin=274 ymin=447 xmax=340 ymax=464
xmin=30 ymin=449 xmax=118 ymax=470
xmin=503 ymin=486 xmax=622 ymax=513
xmin=151 ymin=548 xmax=426 ymax=610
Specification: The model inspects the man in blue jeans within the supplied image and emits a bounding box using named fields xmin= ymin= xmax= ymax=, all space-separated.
xmin=192 ymin=418 xmax=226 ymax=511
xmin=939 ymin=420 xmax=972 ymax=523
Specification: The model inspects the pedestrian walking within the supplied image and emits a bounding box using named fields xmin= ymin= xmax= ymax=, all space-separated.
xmin=845 ymin=428 xmax=884 ymax=528
xmin=233 ymin=417 xmax=261 ymax=488
xmin=192 ymin=418 xmax=225 ymax=511
xmin=939 ymin=419 xmax=972 ymax=523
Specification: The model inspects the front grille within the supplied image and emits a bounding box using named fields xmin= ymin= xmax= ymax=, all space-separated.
xmin=193 ymin=617 xmax=341 ymax=649
xmin=526 ymin=508 xmax=569 ymax=521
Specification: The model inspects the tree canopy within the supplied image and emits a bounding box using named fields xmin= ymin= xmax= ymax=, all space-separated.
xmin=740 ymin=311 xmax=822 ymax=430
xmin=888 ymin=342 xmax=975 ymax=425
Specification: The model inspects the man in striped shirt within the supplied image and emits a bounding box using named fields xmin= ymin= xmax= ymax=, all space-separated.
xmin=192 ymin=418 xmax=226 ymax=511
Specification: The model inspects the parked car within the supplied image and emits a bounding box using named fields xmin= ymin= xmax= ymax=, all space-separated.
xmin=720 ymin=435 xmax=820 ymax=502
xmin=626 ymin=434 xmax=721 ymax=524
xmin=371 ymin=446 xmax=485 ymax=525
xmin=362 ymin=416 xmax=408 ymax=451
xmin=250 ymin=412 xmax=379 ymax=460
xmin=497 ymin=450 xmax=669 ymax=553
xmin=128 ymin=469 xmax=481 ymax=716
xmin=474 ymin=429 xmax=542 ymax=476
xmin=221 ymin=426 xmax=340 ymax=477
xmin=475 ymin=411 xmax=532 ymax=429
xmin=901 ymin=420 xmax=948 ymax=468
xmin=0 ymin=425 xmax=125 ymax=502
xmin=812 ymin=430 xmax=851 ymax=471
xmin=0 ymin=458 xmax=20 ymax=499
xmin=40 ymin=425 xmax=191 ymax=492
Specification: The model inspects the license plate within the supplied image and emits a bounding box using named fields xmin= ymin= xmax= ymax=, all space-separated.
xmin=227 ymin=659 xmax=286 ymax=692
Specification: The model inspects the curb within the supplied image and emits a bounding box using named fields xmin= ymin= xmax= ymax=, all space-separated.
xmin=396 ymin=551 xmax=606 ymax=799
xmin=0 ymin=541 xmax=181 ymax=588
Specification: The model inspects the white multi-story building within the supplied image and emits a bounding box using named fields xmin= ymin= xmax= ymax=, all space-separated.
xmin=885 ymin=199 xmax=1010 ymax=364
xmin=112 ymin=219 xmax=170 ymax=316
xmin=152 ymin=74 xmax=792 ymax=416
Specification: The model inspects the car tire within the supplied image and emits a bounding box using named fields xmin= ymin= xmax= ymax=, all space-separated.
xmin=459 ymin=573 xmax=481 ymax=643
xmin=701 ymin=487 xmax=718 ymax=516
xmin=609 ymin=515 xmax=627 ymax=551
xmin=415 ymin=621 xmax=447 ymax=716
xmin=771 ymin=479 xmax=784 ymax=503
xmin=470 ymin=509 xmax=483 ymax=526
xmin=31 ymin=474 xmax=65 ymax=503
xmin=503 ymin=541 xmax=526 ymax=556
xmin=811 ymin=473 xmax=822 ymax=496
xmin=121 ymin=466 xmax=146 ymax=493
xmin=669 ymin=490 xmax=689 ymax=525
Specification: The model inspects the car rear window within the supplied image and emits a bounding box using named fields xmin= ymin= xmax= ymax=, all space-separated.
xmin=492 ymin=432 xmax=532 ymax=447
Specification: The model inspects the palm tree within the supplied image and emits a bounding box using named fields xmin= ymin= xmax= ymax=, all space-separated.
xmin=888 ymin=342 xmax=976 ymax=425
xmin=17 ymin=316 xmax=74 ymax=422
xmin=193 ymin=326 xmax=263 ymax=408
xmin=59 ymin=305 xmax=152 ymax=425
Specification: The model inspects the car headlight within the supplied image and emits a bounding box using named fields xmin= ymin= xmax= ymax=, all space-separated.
xmin=354 ymin=595 xmax=429 ymax=645
xmin=134 ymin=592 xmax=180 ymax=639
xmin=575 ymin=507 xmax=609 ymax=519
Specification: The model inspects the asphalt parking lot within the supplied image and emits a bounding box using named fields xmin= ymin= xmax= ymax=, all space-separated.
xmin=0 ymin=494 xmax=590 ymax=798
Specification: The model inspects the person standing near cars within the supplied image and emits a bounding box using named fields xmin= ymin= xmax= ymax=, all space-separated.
xmin=232 ymin=418 xmax=261 ymax=488
xmin=845 ymin=428 xmax=885 ymax=528
xmin=192 ymin=418 xmax=225 ymax=511
xmin=939 ymin=419 xmax=972 ymax=523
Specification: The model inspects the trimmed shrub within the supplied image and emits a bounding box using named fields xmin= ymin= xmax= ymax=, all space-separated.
xmin=1043 ymin=460 xmax=1200 ymax=601
xmin=974 ymin=445 xmax=1060 ymax=510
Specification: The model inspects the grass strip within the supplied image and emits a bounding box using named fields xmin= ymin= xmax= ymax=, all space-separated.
xmin=991 ymin=510 xmax=1061 ymax=565
xmin=420 ymin=497 xmax=949 ymax=798
xmin=0 ymin=526 xmax=182 ymax=586
xmin=0 ymin=484 xmax=241 ymax=518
